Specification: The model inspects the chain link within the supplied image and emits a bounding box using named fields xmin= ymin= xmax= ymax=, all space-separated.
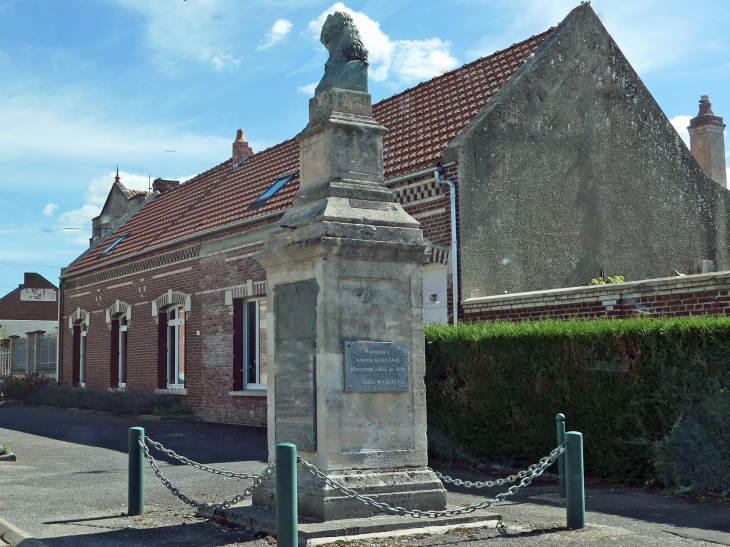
xmin=430 ymin=444 xmax=567 ymax=489
xmin=297 ymin=444 xmax=566 ymax=519
xmin=138 ymin=437 xmax=275 ymax=509
xmin=145 ymin=437 xmax=261 ymax=480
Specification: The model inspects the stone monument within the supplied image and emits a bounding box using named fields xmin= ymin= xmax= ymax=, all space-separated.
xmin=252 ymin=12 xmax=447 ymax=521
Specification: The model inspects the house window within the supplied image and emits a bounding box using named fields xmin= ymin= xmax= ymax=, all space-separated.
xmin=235 ymin=298 xmax=266 ymax=390
xmin=119 ymin=316 xmax=128 ymax=388
xmin=166 ymin=307 xmax=185 ymax=388
xmin=79 ymin=323 xmax=87 ymax=387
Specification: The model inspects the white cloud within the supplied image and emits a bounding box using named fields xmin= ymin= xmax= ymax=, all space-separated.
xmin=669 ymin=114 xmax=692 ymax=147
xmin=0 ymin=89 xmax=230 ymax=164
xmin=307 ymin=3 xmax=458 ymax=85
xmin=42 ymin=203 xmax=58 ymax=217
xmin=258 ymin=19 xmax=293 ymax=50
xmin=298 ymin=82 xmax=318 ymax=95
xmin=111 ymin=0 xmax=245 ymax=72
xmin=462 ymin=0 xmax=721 ymax=75
xmin=211 ymin=53 xmax=242 ymax=72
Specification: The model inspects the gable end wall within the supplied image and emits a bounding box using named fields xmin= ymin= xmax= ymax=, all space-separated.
xmin=452 ymin=4 xmax=729 ymax=299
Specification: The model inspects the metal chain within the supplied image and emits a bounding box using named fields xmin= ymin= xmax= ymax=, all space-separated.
xmin=138 ymin=437 xmax=275 ymax=509
xmin=431 ymin=444 xmax=567 ymax=489
xmin=297 ymin=444 xmax=566 ymax=519
xmin=145 ymin=436 xmax=261 ymax=480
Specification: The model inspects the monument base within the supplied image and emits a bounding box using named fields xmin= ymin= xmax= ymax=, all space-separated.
xmin=252 ymin=466 xmax=447 ymax=521
xmin=199 ymin=500 xmax=500 ymax=546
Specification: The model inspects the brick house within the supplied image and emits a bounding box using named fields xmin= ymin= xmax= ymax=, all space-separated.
xmin=57 ymin=4 xmax=729 ymax=425
xmin=0 ymin=273 xmax=59 ymax=378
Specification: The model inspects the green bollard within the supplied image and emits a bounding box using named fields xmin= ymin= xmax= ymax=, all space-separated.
xmin=128 ymin=427 xmax=145 ymax=516
xmin=556 ymin=413 xmax=566 ymax=498
xmin=276 ymin=443 xmax=298 ymax=547
xmin=565 ymin=431 xmax=585 ymax=529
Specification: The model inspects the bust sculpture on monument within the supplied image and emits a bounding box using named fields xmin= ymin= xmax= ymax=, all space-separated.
xmin=314 ymin=12 xmax=369 ymax=95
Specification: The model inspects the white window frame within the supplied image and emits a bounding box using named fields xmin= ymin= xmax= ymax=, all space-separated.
xmin=118 ymin=316 xmax=128 ymax=389
xmin=244 ymin=298 xmax=267 ymax=390
xmin=166 ymin=307 xmax=185 ymax=389
xmin=79 ymin=323 xmax=87 ymax=388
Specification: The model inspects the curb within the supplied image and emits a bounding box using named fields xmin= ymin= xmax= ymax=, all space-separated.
xmin=0 ymin=517 xmax=49 ymax=547
xmin=0 ymin=452 xmax=16 ymax=462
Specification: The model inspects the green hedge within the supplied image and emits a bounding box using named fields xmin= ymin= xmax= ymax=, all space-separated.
xmin=425 ymin=317 xmax=730 ymax=493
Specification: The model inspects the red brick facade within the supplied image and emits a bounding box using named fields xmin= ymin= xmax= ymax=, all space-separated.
xmin=461 ymin=272 xmax=730 ymax=322
xmin=59 ymin=220 xmax=276 ymax=426
xmin=59 ymin=172 xmax=459 ymax=426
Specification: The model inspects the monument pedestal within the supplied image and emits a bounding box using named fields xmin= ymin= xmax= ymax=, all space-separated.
xmin=253 ymin=86 xmax=446 ymax=521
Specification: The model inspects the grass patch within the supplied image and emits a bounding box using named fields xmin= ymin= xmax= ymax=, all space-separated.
xmin=0 ymin=440 xmax=11 ymax=456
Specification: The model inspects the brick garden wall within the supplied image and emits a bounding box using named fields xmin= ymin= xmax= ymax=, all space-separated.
xmin=461 ymin=271 xmax=730 ymax=322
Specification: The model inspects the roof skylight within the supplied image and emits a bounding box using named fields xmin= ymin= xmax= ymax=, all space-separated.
xmin=99 ymin=233 xmax=130 ymax=258
xmin=248 ymin=171 xmax=297 ymax=210
xmin=232 ymin=156 xmax=249 ymax=171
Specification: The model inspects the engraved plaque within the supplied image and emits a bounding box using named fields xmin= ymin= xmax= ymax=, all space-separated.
xmin=344 ymin=341 xmax=409 ymax=392
xmin=275 ymin=280 xmax=318 ymax=451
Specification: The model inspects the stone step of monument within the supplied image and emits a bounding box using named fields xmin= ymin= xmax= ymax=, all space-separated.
xmin=198 ymin=501 xmax=500 ymax=546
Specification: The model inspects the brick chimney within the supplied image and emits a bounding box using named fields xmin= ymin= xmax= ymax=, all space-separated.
xmin=688 ymin=96 xmax=727 ymax=187
xmin=152 ymin=178 xmax=180 ymax=194
xmin=232 ymin=129 xmax=253 ymax=166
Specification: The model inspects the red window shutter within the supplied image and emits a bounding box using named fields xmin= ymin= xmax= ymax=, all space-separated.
xmin=110 ymin=319 xmax=120 ymax=388
xmin=72 ymin=325 xmax=80 ymax=387
xmin=157 ymin=312 xmax=168 ymax=389
xmin=232 ymin=299 xmax=244 ymax=391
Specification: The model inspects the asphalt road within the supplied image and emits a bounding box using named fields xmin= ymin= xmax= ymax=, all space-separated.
xmin=2 ymin=403 xmax=730 ymax=546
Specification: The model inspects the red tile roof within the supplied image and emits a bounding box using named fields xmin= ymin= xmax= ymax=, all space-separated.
xmin=67 ymin=29 xmax=552 ymax=275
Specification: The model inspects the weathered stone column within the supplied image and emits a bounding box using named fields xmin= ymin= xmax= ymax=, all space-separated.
xmin=253 ymin=12 xmax=446 ymax=521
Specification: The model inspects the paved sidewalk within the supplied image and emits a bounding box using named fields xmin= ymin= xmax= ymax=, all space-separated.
xmin=2 ymin=404 xmax=730 ymax=546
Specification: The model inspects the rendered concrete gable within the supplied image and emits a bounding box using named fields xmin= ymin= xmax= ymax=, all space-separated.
xmin=449 ymin=4 xmax=730 ymax=298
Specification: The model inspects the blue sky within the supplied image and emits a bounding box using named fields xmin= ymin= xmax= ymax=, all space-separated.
xmin=0 ymin=0 xmax=729 ymax=292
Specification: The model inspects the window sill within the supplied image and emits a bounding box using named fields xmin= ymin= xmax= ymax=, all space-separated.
xmin=229 ymin=390 xmax=267 ymax=397
xmin=155 ymin=388 xmax=188 ymax=395
xmin=108 ymin=386 xmax=127 ymax=393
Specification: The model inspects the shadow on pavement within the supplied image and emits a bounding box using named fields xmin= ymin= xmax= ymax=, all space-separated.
xmin=0 ymin=404 xmax=267 ymax=465
xmin=436 ymin=466 xmax=730 ymax=535
xmin=39 ymin=520 xmax=263 ymax=547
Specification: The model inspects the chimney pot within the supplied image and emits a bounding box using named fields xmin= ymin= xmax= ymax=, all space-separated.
xmin=232 ymin=129 xmax=253 ymax=166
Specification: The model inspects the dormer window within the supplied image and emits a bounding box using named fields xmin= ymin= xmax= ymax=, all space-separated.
xmin=99 ymin=233 xmax=130 ymax=258
xmin=248 ymin=172 xmax=297 ymax=210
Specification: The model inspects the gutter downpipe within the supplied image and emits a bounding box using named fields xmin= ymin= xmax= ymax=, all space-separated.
xmin=434 ymin=165 xmax=459 ymax=325
xmin=55 ymin=270 xmax=63 ymax=383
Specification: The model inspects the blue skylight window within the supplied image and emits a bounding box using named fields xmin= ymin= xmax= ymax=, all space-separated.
xmin=99 ymin=233 xmax=130 ymax=258
xmin=231 ymin=156 xmax=249 ymax=171
xmin=248 ymin=171 xmax=297 ymax=210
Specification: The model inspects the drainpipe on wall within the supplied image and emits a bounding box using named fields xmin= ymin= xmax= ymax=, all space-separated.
xmin=56 ymin=270 xmax=63 ymax=383
xmin=434 ymin=165 xmax=459 ymax=325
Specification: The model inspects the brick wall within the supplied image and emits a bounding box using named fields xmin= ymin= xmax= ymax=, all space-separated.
xmin=462 ymin=271 xmax=730 ymax=322
xmin=59 ymin=220 xmax=275 ymax=427
xmin=58 ymin=168 xmax=463 ymax=426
